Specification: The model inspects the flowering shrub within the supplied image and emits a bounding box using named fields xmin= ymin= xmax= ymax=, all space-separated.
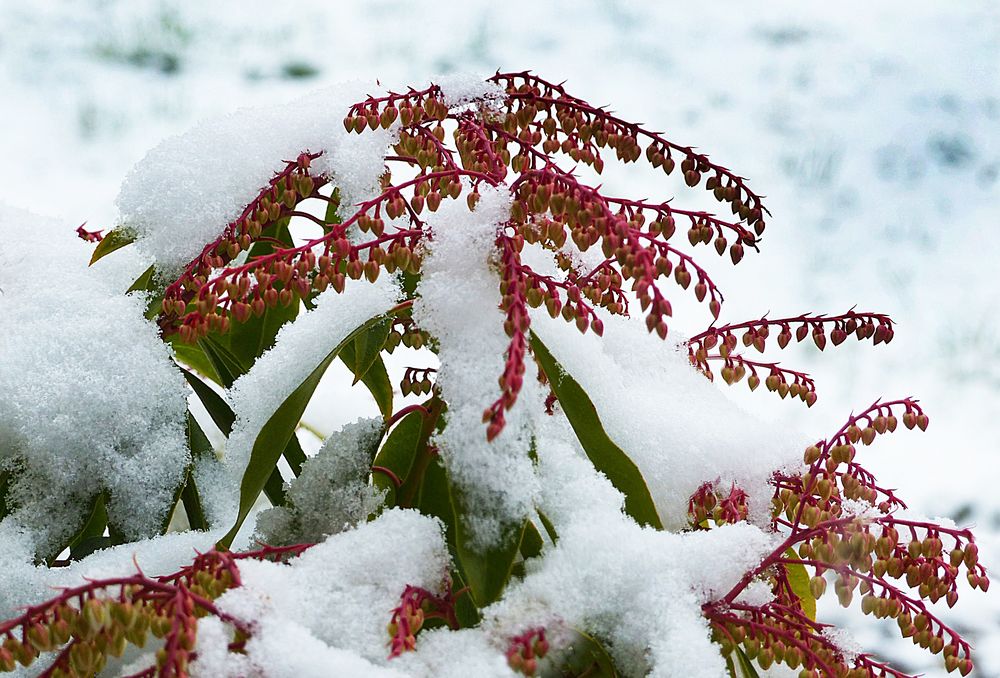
xmin=0 ymin=72 xmax=987 ymax=677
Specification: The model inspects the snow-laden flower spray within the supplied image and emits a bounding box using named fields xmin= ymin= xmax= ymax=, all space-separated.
xmin=0 ymin=72 xmax=985 ymax=677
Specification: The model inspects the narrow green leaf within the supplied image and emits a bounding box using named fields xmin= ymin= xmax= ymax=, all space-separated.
xmin=372 ymin=410 xmax=425 ymax=505
xmin=124 ymin=264 xmax=166 ymax=319
xmin=414 ymin=455 xmax=524 ymax=606
xmin=181 ymin=413 xmax=212 ymax=531
xmin=182 ymin=474 xmax=208 ymax=531
xmin=520 ymin=520 xmax=545 ymax=560
xmin=361 ymin=355 xmax=393 ymax=420
xmin=530 ymin=332 xmax=663 ymax=530
xmin=449 ymin=569 xmax=482 ymax=628
xmin=263 ymin=468 xmax=287 ymax=506
xmin=224 ymin=302 xmax=299 ymax=367
xmin=323 ymin=188 xmax=342 ymax=226
xmin=283 ymin=433 xmax=307 ymax=478
xmin=0 ymin=471 xmax=9 ymax=521
xmin=339 ymin=341 xmax=393 ymax=420
xmin=68 ymin=493 xmax=109 ymax=561
xmin=542 ymin=628 xmax=619 ymax=678
xmin=187 ymin=410 xmax=215 ymax=460
xmin=199 ymin=336 xmax=249 ymax=389
xmin=180 ymin=367 xmax=235 ymax=435
xmin=172 ymin=340 xmax=222 ymax=384
xmin=348 ymin=319 xmax=390 ymax=384
xmin=784 ymin=549 xmax=817 ymax=620
xmin=415 ymin=454 xmax=453 ymax=524
xmin=536 ymin=509 xmax=558 ymax=544
xmin=452 ymin=494 xmax=526 ymax=607
xmin=218 ymin=312 xmax=395 ymax=549
xmin=89 ymin=228 xmax=135 ymax=265
xmin=734 ymin=647 xmax=761 ymax=678
xmin=126 ymin=265 xmax=156 ymax=293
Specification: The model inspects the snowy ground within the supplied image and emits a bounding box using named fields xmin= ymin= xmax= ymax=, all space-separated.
xmin=1 ymin=1 xmax=997 ymax=675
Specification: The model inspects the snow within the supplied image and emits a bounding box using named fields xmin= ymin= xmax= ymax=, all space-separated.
xmin=0 ymin=204 xmax=189 ymax=558
xmin=116 ymin=83 xmax=397 ymax=271
xmin=254 ymin=416 xmax=386 ymax=545
xmin=413 ymin=184 xmax=542 ymax=548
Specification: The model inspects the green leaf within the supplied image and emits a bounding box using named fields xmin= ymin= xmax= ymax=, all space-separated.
xmin=414 ymin=452 xmax=524 ymax=607
xmin=224 ymin=302 xmax=299 ymax=368
xmin=186 ymin=410 xmax=214 ymax=461
xmin=68 ymin=492 xmax=109 ymax=561
xmin=452 ymin=495 xmax=526 ymax=607
xmin=218 ymin=312 xmax=396 ymax=549
xmin=172 ymin=340 xmax=222 ymax=384
xmin=372 ymin=410 xmax=425 ymax=505
xmin=124 ymin=264 xmax=167 ymax=319
xmin=536 ymin=509 xmax=558 ymax=544
xmin=181 ymin=474 xmax=208 ymax=531
xmin=530 ymin=332 xmax=663 ymax=530
xmin=520 ymin=520 xmax=545 ymax=560
xmin=323 ymin=188 xmax=342 ymax=226
xmin=415 ymin=454 xmax=454 ymax=525
xmin=126 ymin=265 xmax=156 ymax=294
xmin=0 ymin=471 xmax=9 ymax=521
xmin=263 ymin=468 xmax=287 ymax=505
xmin=199 ymin=335 xmax=249 ymax=389
xmin=283 ymin=433 xmax=307 ymax=477
xmin=784 ymin=549 xmax=817 ymax=620
xmin=541 ymin=628 xmax=619 ymax=677
xmin=175 ymin=412 xmax=214 ymax=532
xmin=352 ymin=319 xmax=390 ymax=382
xmin=180 ymin=367 xmax=235 ymax=435
xmin=89 ymin=228 xmax=135 ymax=264
xmin=733 ymin=647 xmax=761 ymax=678
xmin=339 ymin=336 xmax=393 ymax=420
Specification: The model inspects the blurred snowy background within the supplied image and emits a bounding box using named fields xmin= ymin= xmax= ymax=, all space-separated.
xmin=0 ymin=1 xmax=997 ymax=674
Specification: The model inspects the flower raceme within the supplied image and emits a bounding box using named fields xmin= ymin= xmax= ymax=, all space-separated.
xmin=152 ymin=71 xmax=777 ymax=442
xmin=22 ymin=72 xmax=982 ymax=678
xmin=701 ymin=399 xmax=986 ymax=678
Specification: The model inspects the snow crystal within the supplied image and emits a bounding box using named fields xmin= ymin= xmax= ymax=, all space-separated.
xmin=531 ymin=310 xmax=804 ymax=530
xmin=0 ymin=204 xmax=189 ymax=557
xmin=216 ymin=509 xmax=450 ymax=667
xmin=224 ymin=276 xmax=400 ymax=505
xmin=117 ymin=82 xmax=397 ymax=271
xmin=413 ymin=185 xmax=541 ymax=547
xmin=435 ymin=73 xmax=506 ymax=112
xmin=255 ymin=417 xmax=385 ymax=544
